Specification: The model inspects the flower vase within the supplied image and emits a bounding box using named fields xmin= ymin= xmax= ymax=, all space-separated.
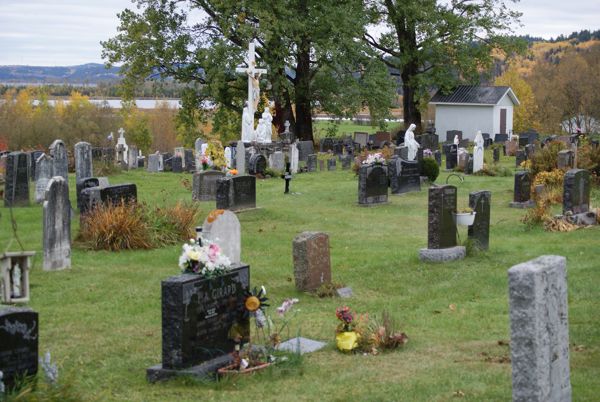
xmin=453 ymin=212 xmax=476 ymax=226
xmin=336 ymin=331 xmax=359 ymax=352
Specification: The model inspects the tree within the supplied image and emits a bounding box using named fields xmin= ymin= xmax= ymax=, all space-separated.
xmin=494 ymin=66 xmax=539 ymax=133
xmin=121 ymin=102 xmax=152 ymax=154
xmin=101 ymin=0 xmax=397 ymax=142
xmin=363 ymin=0 xmax=523 ymax=132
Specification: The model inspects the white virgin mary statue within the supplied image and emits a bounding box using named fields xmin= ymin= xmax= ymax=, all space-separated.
xmin=241 ymin=102 xmax=255 ymax=142
xmin=404 ymin=123 xmax=420 ymax=161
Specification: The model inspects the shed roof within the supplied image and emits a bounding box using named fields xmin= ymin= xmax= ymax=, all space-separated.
xmin=430 ymin=85 xmax=519 ymax=106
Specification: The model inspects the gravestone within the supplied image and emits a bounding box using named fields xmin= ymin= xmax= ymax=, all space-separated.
xmin=192 ymin=170 xmax=226 ymax=201
xmin=319 ymin=138 xmax=335 ymax=153
xmin=224 ymin=147 xmax=232 ymax=169
xmin=510 ymin=171 xmax=533 ymax=208
xmin=100 ymin=184 xmax=137 ymax=207
xmin=493 ymin=147 xmax=500 ymax=163
xmin=515 ymin=150 xmax=527 ymax=168
xmin=172 ymin=156 xmax=183 ymax=173
xmin=327 ymin=158 xmax=336 ymax=171
xmin=445 ymin=130 xmax=462 ymax=143
xmin=427 ymin=185 xmax=457 ymax=249
xmin=418 ymin=133 xmax=439 ymax=151
xmin=43 ymin=177 xmax=71 ymax=271
xmin=318 ymin=160 xmax=325 ymax=171
xmin=525 ymin=143 xmax=536 ymax=159
xmin=128 ymin=145 xmax=138 ymax=169
xmin=76 ymin=177 xmax=99 ymax=211
xmin=0 ymin=307 xmax=38 ymax=389
xmin=358 ymin=163 xmax=388 ymax=206
xmin=466 ymin=154 xmax=474 ymax=175
xmin=34 ymin=153 xmax=53 ymax=204
xmin=563 ymin=169 xmax=590 ymax=215
xmin=372 ymin=132 xmax=391 ymax=148
xmin=290 ymin=143 xmax=299 ymax=174
xmin=202 ymin=210 xmax=241 ymax=264
xmin=341 ymin=155 xmax=352 ymax=170
xmin=297 ymin=141 xmax=314 ymax=162
xmin=146 ymin=264 xmax=250 ymax=382
xmin=332 ymin=141 xmax=344 ymax=155
xmin=443 ymin=144 xmax=457 ymax=170
xmin=306 ymin=154 xmax=317 ymax=172
xmin=184 ymin=149 xmax=195 ymax=172
xmin=268 ymin=151 xmax=285 ymax=171
xmin=29 ymin=151 xmax=43 ymax=181
xmin=4 ymin=152 xmax=30 ymax=207
xmin=434 ymin=150 xmax=442 ymax=166
xmin=354 ymin=132 xmax=368 ymax=148
xmin=147 ymin=154 xmax=161 ymax=173
xmin=389 ymin=157 xmax=420 ymax=195
xmin=468 ymin=191 xmax=491 ymax=250
xmin=557 ymin=150 xmax=574 ymax=170
xmin=235 ymin=141 xmax=246 ymax=174
xmin=74 ymin=142 xmax=93 ymax=183
xmin=49 ymin=139 xmax=68 ymax=180
xmin=162 ymin=153 xmax=173 ymax=172
xmin=79 ymin=187 xmax=102 ymax=215
xmin=494 ymin=133 xmax=508 ymax=143
xmin=248 ymin=154 xmax=267 ymax=176
xmin=457 ymin=150 xmax=469 ymax=171
xmin=395 ymin=146 xmax=409 ymax=160
xmin=292 ymin=232 xmax=331 ymax=292
xmin=216 ymin=175 xmax=256 ymax=211
xmin=508 ymin=256 xmax=571 ymax=402
xmin=137 ymin=156 xmax=145 ymax=168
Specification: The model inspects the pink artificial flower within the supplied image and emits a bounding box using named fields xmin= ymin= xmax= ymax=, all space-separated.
xmin=276 ymin=298 xmax=299 ymax=316
xmin=208 ymin=243 xmax=220 ymax=262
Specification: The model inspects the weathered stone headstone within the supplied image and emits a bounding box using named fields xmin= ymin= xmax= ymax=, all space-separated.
xmin=341 ymin=155 xmax=352 ymax=170
xmin=29 ymin=151 xmax=43 ymax=181
xmin=290 ymin=143 xmax=299 ymax=174
xmin=171 ymin=156 xmax=183 ymax=173
xmin=557 ymin=150 xmax=574 ymax=170
xmin=100 ymin=184 xmax=137 ymax=207
xmin=162 ymin=153 xmax=173 ymax=172
xmin=508 ymin=255 xmax=571 ymax=402
xmin=318 ymin=159 xmax=325 ymax=171
xmin=235 ymin=141 xmax=246 ymax=174
xmin=468 ymin=191 xmax=491 ymax=250
xmin=146 ymin=264 xmax=250 ymax=382
xmin=128 ymin=145 xmax=138 ymax=169
xmin=79 ymin=187 xmax=101 ymax=215
xmin=49 ymin=139 xmax=68 ymax=180
xmin=354 ymin=132 xmax=368 ymax=148
xmin=34 ymin=153 xmax=53 ymax=204
xmin=76 ymin=177 xmax=99 ymax=211
xmin=510 ymin=171 xmax=533 ymax=208
xmin=43 ymin=177 xmax=71 ymax=271
xmin=493 ymin=147 xmax=500 ymax=163
xmin=192 ymin=170 xmax=226 ymax=201
xmin=327 ymin=158 xmax=336 ymax=171
xmin=306 ymin=154 xmax=317 ymax=172
xmin=216 ymin=175 xmax=256 ymax=211
xmin=389 ymin=157 xmax=420 ymax=195
xmin=4 ymin=152 xmax=30 ymax=207
xmin=0 ymin=307 xmax=38 ymax=389
xmin=74 ymin=142 xmax=93 ymax=183
xmin=457 ymin=149 xmax=469 ymax=171
xmin=563 ymin=169 xmax=590 ymax=215
xmin=297 ymin=141 xmax=314 ymax=162
xmin=515 ymin=149 xmax=527 ymax=168
xmin=268 ymin=151 xmax=285 ymax=171
xmin=184 ymin=149 xmax=195 ymax=172
xmin=202 ymin=210 xmax=241 ymax=264
xmin=292 ymin=232 xmax=331 ymax=292
xmin=248 ymin=154 xmax=267 ymax=176
xmin=358 ymin=163 xmax=388 ymax=206
xmin=147 ymin=154 xmax=161 ymax=172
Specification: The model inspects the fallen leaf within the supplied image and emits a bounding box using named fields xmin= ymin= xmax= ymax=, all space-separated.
xmin=449 ymin=304 xmax=456 ymax=311
xmin=452 ymin=390 xmax=465 ymax=397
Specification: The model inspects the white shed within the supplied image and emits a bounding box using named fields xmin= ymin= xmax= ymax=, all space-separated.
xmin=430 ymin=85 xmax=520 ymax=141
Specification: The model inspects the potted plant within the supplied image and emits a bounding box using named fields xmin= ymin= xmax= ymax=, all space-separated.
xmin=453 ymin=207 xmax=476 ymax=226
xmin=335 ymin=306 xmax=360 ymax=352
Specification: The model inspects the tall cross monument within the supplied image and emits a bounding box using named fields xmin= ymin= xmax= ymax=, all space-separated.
xmin=236 ymin=40 xmax=267 ymax=141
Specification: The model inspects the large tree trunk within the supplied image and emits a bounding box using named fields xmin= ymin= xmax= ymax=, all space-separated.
xmin=401 ymin=70 xmax=423 ymax=133
xmin=293 ymin=28 xmax=314 ymax=142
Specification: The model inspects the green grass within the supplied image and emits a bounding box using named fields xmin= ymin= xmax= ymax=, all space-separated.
xmin=1 ymin=151 xmax=599 ymax=401
xmin=313 ymin=120 xmax=402 ymax=141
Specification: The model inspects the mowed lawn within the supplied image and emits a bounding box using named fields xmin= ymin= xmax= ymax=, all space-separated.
xmin=1 ymin=150 xmax=599 ymax=401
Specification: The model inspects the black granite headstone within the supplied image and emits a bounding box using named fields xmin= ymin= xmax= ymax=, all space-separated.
xmin=4 ymin=152 xmax=30 ymax=207
xmin=137 ymin=156 xmax=145 ymax=168
xmin=515 ymin=150 xmax=527 ymax=168
xmin=172 ymin=156 xmax=183 ymax=173
xmin=320 ymin=138 xmax=335 ymax=152
xmin=390 ymin=157 xmax=420 ymax=194
xmin=563 ymin=169 xmax=590 ymax=215
xmin=162 ymin=153 xmax=173 ymax=172
xmin=493 ymin=147 xmax=500 ymax=163
xmin=513 ymin=171 xmax=531 ymax=203
xmin=494 ymin=134 xmax=508 ymax=143
xmin=297 ymin=141 xmax=314 ymax=162
xmin=80 ymin=187 xmax=101 ymax=215
xmin=184 ymin=149 xmax=195 ymax=172
xmin=446 ymin=130 xmax=462 ymax=143
xmin=358 ymin=163 xmax=388 ymax=205
xmin=216 ymin=175 xmax=256 ymax=211
xmin=100 ymin=184 xmax=137 ymax=207
xmin=192 ymin=170 xmax=225 ymax=201
xmin=468 ymin=191 xmax=491 ymax=250
xmin=443 ymin=144 xmax=457 ymax=170
xmin=0 ymin=307 xmax=38 ymax=389
xmin=427 ymin=185 xmax=457 ymax=249
xmin=327 ymin=158 xmax=336 ymax=171
xmin=76 ymin=177 xmax=100 ymax=211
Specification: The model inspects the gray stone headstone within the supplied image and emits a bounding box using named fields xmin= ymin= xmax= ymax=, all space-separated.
xmin=468 ymin=191 xmax=491 ymax=250
xmin=29 ymin=151 xmax=43 ymax=181
xmin=508 ymin=255 xmax=571 ymax=402
xmin=147 ymin=154 xmax=161 ymax=172
xmin=34 ymin=153 xmax=53 ymax=204
xmin=563 ymin=169 xmax=590 ymax=215
xmin=0 ymin=307 xmax=38 ymax=389
xmin=76 ymin=177 xmax=100 ymax=211
xmin=192 ymin=170 xmax=225 ymax=201
xmin=49 ymin=139 xmax=68 ymax=181
xmin=297 ymin=141 xmax=314 ymax=162
xmin=184 ymin=149 xmax=195 ymax=172
xmin=216 ymin=175 xmax=256 ymax=211
xmin=306 ymin=154 xmax=317 ymax=172
xmin=557 ymin=150 xmax=574 ymax=170
xmin=446 ymin=130 xmax=462 ymax=143
xmin=128 ymin=145 xmax=139 ymax=169
xmin=43 ymin=177 xmax=71 ymax=271
xmin=358 ymin=163 xmax=388 ymax=205
xmin=276 ymin=337 xmax=327 ymax=355
xmin=427 ymin=185 xmax=457 ymax=249
xmin=354 ymin=132 xmax=368 ymax=147
xmin=202 ymin=210 xmax=241 ymax=264
xmin=79 ymin=187 xmax=101 ymax=215
xmin=4 ymin=152 xmax=30 ymax=207
xmin=341 ymin=155 xmax=352 ymax=170
xmin=327 ymin=158 xmax=336 ymax=171
xmin=293 ymin=232 xmax=331 ymax=292
xmin=269 ymin=151 xmax=285 ymax=171
xmin=235 ymin=141 xmax=246 ymax=174
xmin=74 ymin=141 xmax=93 ymax=182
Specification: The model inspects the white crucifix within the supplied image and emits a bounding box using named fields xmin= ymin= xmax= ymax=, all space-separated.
xmin=236 ymin=40 xmax=267 ymax=142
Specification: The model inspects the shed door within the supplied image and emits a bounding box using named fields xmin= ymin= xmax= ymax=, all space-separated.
xmin=500 ymin=109 xmax=507 ymax=135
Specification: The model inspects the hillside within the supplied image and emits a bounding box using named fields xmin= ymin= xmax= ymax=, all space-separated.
xmin=0 ymin=63 xmax=121 ymax=84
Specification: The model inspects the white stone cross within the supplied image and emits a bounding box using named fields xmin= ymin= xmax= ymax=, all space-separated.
xmin=236 ymin=40 xmax=267 ymax=122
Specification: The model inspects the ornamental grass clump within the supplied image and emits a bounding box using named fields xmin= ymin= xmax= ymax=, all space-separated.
xmin=150 ymin=201 xmax=200 ymax=245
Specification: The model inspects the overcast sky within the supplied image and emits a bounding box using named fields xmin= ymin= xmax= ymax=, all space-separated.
xmin=0 ymin=0 xmax=598 ymax=66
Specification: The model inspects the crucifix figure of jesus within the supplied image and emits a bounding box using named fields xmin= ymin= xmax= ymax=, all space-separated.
xmin=236 ymin=40 xmax=267 ymax=142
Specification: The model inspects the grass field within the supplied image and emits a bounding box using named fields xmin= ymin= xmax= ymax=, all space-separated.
xmin=1 ymin=151 xmax=599 ymax=401
xmin=312 ymin=121 xmax=403 ymax=141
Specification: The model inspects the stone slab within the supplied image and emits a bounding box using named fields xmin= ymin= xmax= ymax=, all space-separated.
xmin=418 ymin=246 xmax=466 ymax=262
xmin=147 ymin=354 xmax=232 ymax=383
xmin=276 ymin=337 xmax=327 ymax=355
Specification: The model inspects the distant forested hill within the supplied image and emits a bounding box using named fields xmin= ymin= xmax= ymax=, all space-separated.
xmin=0 ymin=63 xmax=120 ymax=84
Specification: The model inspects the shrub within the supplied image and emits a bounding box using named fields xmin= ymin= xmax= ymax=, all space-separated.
xmin=421 ymin=157 xmax=439 ymax=182
xmin=530 ymin=140 xmax=567 ymax=177
xmin=473 ymin=164 xmax=512 ymax=177
xmin=150 ymin=201 xmax=200 ymax=245
xmin=577 ymin=139 xmax=600 ymax=177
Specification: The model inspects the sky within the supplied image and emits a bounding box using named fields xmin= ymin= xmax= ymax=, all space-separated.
xmin=0 ymin=0 xmax=598 ymax=66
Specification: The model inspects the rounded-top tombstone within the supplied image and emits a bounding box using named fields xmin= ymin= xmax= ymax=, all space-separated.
xmin=201 ymin=209 xmax=241 ymax=264
xmin=248 ymin=154 xmax=267 ymax=176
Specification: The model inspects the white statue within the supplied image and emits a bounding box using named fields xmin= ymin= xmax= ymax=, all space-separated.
xmin=224 ymin=146 xmax=233 ymax=168
xmin=241 ymin=103 xmax=255 ymax=142
xmin=404 ymin=123 xmax=420 ymax=161
xmin=255 ymin=118 xmax=266 ymax=142
xmin=453 ymin=135 xmax=459 ymax=146
xmin=259 ymin=106 xmax=273 ymax=143
xmin=11 ymin=264 xmax=21 ymax=298
xmin=473 ymin=130 xmax=484 ymax=173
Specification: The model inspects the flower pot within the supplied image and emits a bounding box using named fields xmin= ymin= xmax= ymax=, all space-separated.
xmin=336 ymin=331 xmax=359 ymax=352
xmin=453 ymin=212 xmax=476 ymax=226
xmin=217 ymin=362 xmax=272 ymax=378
